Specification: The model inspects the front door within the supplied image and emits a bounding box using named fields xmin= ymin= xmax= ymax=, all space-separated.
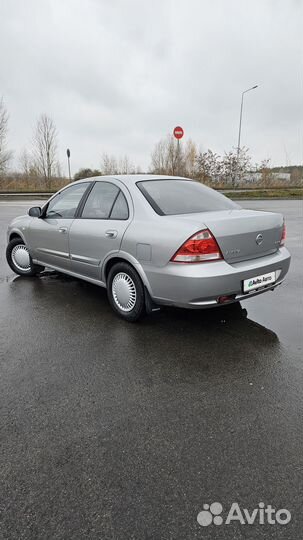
xmin=29 ymin=182 xmax=89 ymax=270
xmin=69 ymin=181 xmax=131 ymax=280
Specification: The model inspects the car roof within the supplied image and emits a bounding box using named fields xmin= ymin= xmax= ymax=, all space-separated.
xmin=73 ymin=174 xmax=191 ymax=186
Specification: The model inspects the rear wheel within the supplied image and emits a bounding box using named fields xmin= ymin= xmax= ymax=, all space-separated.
xmin=107 ymin=262 xmax=146 ymax=322
xmin=6 ymin=238 xmax=44 ymax=276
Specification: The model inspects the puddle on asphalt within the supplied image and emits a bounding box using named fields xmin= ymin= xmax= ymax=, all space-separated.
xmin=1 ymin=268 xmax=301 ymax=358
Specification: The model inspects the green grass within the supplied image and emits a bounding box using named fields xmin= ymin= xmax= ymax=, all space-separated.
xmin=222 ymin=188 xmax=303 ymax=199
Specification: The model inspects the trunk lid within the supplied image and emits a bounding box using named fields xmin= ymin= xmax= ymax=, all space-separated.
xmin=201 ymin=209 xmax=283 ymax=263
xmin=171 ymin=209 xmax=284 ymax=263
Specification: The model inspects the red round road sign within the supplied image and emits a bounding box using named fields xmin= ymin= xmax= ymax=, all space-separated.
xmin=173 ymin=126 xmax=184 ymax=139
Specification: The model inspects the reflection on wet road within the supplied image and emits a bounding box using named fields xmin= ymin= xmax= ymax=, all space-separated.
xmin=0 ymin=199 xmax=302 ymax=539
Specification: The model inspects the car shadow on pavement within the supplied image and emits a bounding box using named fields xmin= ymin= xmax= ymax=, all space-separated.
xmin=10 ymin=269 xmax=279 ymax=340
xmin=8 ymin=270 xmax=281 ymax=381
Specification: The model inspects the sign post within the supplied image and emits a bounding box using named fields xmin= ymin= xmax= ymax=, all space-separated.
xmin=66 ymin=148 xmax=71 ymax=181
xmin=173 ymin=126 xmax=184 ymax=175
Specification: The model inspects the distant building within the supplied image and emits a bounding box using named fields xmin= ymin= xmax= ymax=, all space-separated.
xmin=272 ymin=172 xmax=292 ymax=182
xmin=243 ymin=172 xmax=291 ymax=183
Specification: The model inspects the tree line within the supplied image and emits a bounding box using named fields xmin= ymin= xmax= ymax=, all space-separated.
xmin=75 ymin=137 xmax=302 ymax=187
xmin=1 ymin=98 xmax=61 ymax=189
xmin=0 ymin=97 xmax=301 ymax=191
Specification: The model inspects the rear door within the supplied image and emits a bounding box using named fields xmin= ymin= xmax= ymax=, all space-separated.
xmin=69 ymin=180 xmax=131 ymax=280
xmin=29 ymin=182 xmax=90 ymax=269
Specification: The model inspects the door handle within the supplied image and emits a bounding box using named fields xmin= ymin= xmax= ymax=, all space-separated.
xmin=105 ymin=230 xmax=118 ymax=238
xmin=58 ymin=227 xmax=68 ymax=234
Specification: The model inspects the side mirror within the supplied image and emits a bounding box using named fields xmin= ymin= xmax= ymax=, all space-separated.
xmin=28 ymin=206 xmax=42 ymax=218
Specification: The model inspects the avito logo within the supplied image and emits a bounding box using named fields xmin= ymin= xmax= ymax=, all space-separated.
xmin=197 ymin=502 xmax=291 ymax=527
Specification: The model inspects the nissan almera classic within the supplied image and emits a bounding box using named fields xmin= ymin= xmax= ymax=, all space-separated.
xmin=6 ymin=175 xmax=290 ymax=321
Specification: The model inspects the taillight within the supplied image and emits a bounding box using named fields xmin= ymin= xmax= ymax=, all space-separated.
xmin=171 ymin=229 xmax=223 ymax=263
xmin=280 ymin=221 xmax=286 ymax=246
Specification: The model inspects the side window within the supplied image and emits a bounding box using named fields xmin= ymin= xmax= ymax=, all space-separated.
xmin=81 ymin=182 xmax=119 ymax=219
xmin=45 ymin=183 xmax=89 ymax=219
xmin=110 ymin=191 xmax=129 ymax=220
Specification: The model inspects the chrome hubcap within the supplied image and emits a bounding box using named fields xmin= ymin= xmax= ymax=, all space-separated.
xmin=11 ymin=244 xmax=31 ymax=272
xmin=112 ymin=272 xmax=137 ymax=312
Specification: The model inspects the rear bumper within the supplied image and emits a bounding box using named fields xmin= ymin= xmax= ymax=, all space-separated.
xmin=144 ymin=247 xmax=291 ymax=309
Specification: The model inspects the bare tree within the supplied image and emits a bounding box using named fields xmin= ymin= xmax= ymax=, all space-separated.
xmin=32 ymin=114 xmax=59 ymax=187
xmin=100 ymin=153 xmax=137 ymax=175
xmin=150 ymin=139 xmax=168 ymax=174
xmin=167 ymin=136 xmax=183 ymax=175
xmin=221 ymin=147 xmax=251 ymax=186
xmin=150 ymin=135 xmax=184 ymax=175
xmin=0 ymin=98 xmax=12 ymax=173
xmin=19 ymin=149 xmax=34 ymax=178
xmin=195 ymin=149 xmax=222 ymax=184
xmin=150 ymin=137 xmax=269 ymax=186
xmin=183 ymin=139 xmax=197 ymax=177
xmin=100 ymin=154 xmax=117 ymax=175
xmin=259 ymin=158 xmax=273 ymax=187
xmin=118 ymin=155 xmax=135 ymax=174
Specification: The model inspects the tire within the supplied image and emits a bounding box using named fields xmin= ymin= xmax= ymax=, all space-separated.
xmin=107 ymin=262 xmax=146 ymax=322
xmin=6 ymin=238 xmax=45 ymax=276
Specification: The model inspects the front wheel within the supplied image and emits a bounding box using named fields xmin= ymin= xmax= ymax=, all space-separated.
xmin=6 ymin=238 xmax=44 ymax=276
xmin=107 ymin=262 xmax=146 ymax=322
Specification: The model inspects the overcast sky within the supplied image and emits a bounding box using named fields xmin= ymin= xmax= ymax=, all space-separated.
xmin=0 ymin=0 xmax=302 ymax=175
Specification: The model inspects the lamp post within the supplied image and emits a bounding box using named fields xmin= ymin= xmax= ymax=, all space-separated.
xmin=66 ymin=148 xmax=71 ymax=181
xmin=236 ymin=85 xmax=258 ymax=186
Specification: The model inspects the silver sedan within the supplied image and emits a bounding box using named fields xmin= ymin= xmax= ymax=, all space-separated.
xmin=6 ymin=175 xmax=291 ymax=321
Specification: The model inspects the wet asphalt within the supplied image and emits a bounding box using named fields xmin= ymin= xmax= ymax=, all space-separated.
xmin=0 ymin=199 xmax=302 ymax=540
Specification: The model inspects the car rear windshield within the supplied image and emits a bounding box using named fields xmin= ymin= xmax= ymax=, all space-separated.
xmin=137 ymin=179 xmax=238 ymax=215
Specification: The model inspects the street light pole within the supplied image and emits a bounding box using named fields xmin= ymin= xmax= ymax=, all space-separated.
xmin=66 ymin=148 xmax=71 ymax=181
xmin=236 ymin=85 xmax=258 ymax=186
